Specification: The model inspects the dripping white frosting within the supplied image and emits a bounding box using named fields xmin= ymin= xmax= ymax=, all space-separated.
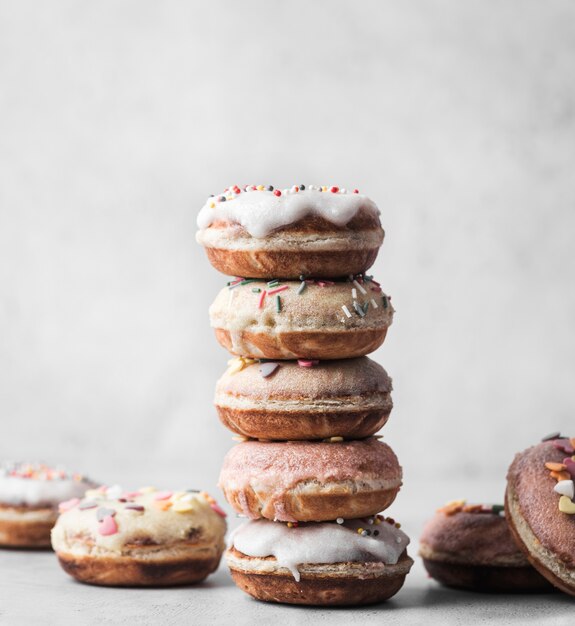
xmin=231 ymin=517 xmax=409 ymax=582
xmin=197 ymin=188 xmax=380 ymax=238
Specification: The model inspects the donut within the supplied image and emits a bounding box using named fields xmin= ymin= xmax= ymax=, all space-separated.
xmin=227 ymin=516 xmax=413 ymax=606
xmin=51 ymin=485 xmax=227 ymax=586
xmin=215 ymin=356 xmax=393 ymax=441
xmin=196 ymin=185 xmax=384 ymax=279
xmin=210 ymin=276 xmax=393 ymax=360
xmin=219 ymin=438 xmax=402 ymax=522
xmin=0 ymin=461 xmax=96 ymax=548
xmin=419 ymin=500 xmax=553 ymax=593
xmin=505 ymin=434 xmax=575 ymax=595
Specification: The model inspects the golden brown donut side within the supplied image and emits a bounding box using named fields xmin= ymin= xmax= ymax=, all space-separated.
xmin=227 ymin=547 xmax=412 ymax=606
xmin=505 ymin=439 xmax=575 ymax=595
xmin=198 ymin=212 xmax=384 ymax=279
xmin=214 ymin=328 xmax=388 ymax=360
xmin=219 ymin=439 xmax=402 ymax=521
xmin=0 ymin=505 xmax=56 ymax=548
xmin=217 ymin=405 xmax=391 ymax=441
xmin=57 ymin=547 xmax=222 ymax=587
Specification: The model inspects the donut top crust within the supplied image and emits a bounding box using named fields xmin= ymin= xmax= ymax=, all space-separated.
xmin=219 ymin=438 xmax=401 ymax=490
xmin=419 ymin=501 xmax=527 ymax=566
xmin=0 ymin=461 xmax=96 ymax=508
xmin=507 ymin=438 xmax=575 ymax=569
xmin=231 ymin=515 xmax=409 ymax=582
xmin=210 ymin=277 xmax=393 ymax=333
xmin=216 ymin=357 xmax=392 ymax=401
xmin=197 ymin=186 xmax=380 ymax=238
xmin=51 ymin=485 xmax=227 ymax=554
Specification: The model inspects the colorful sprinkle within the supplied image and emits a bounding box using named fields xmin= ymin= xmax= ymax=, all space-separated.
xmin=297 ymin=281 xmax=306 ymax=295
xmin=125 ymin=504 xmax=145 ymax=512
xmin=268 ymin=285 xmax=289 ymax=296
xmin=98 ymin=515 xmax=118 ymax=536
xmin=210 ymin=502 xmax=227 ymax=518
xmin=298 ymin=359 xmax=319 ymax=368
xmin=58 ymin=498 xmax=80 ymax=512
xmin=342 ymin=305 xmax=352 ymax=318
xmin=275 ymin=295 xmax=281 ymax=312
xmin=258 ymin=290 xmax=267 ymax=309
xmin=259 ymin=362 xmax=280 ymax=378
xmin=352 ymin=279 xmax=367 ymax=296
xmin=154 ymin=491 xmax=173 ymax=501
xmin=96 ymin=507 xmax=117 ymax=522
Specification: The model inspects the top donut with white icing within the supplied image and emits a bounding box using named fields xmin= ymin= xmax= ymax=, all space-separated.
xmin=0 ymin=461 xmax=96 ymax=508
xmin=197 ymin=185 xmax=380 ymax=238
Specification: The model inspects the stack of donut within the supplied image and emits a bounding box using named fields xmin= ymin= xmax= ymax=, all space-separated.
xmin=197 ymin=184 xmax=413 ymax=606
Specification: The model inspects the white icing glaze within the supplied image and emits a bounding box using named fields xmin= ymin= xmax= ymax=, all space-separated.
xmin=197 ymin=189 xmax=380 ymax=238
xmin=0 ymin=462 xmax=95 ymax=507
xmin=51 ymin=486 xmax=227 ymax=554
xmin=231 ymin=517 xmax=409 ymax=582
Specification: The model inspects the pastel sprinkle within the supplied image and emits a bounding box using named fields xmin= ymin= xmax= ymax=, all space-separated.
xmin=172 ymin=501 xmax=194 ymax=513
xmin=353 ymin=280 xmax=367 ymax=295
xmin=297 ymin=281 xmax=306 ymax=295
xmin=353 ymin=301 xmax=365 ymax=317
xmin=154 ymin=491 xmax=173 ymax=501
xmin=554 ymin=480 xmax=575 ymax=499
xmin=125 ymin=504 xmax=145 ymax=512
xmin=58 ymin=498 xmax=80 ymax=512
xmin=275 ymin=295 xmax=281 ymax=312
xmin=382 ymin=295 xmax=389 ymax=309
xmin=558 ymin=495 xmax=575 ymax=514
xmin=210 ymin=502 xmax=227 ymax=518
xmin=268 ymin=285 xmax=289 ymax=296
xmin=252 ymin=288 xmax=261 ymax=293
xmin=97 ymin=507 xmax=117 ymax=522
xmin=259 ymin=362 xmax=280 ymax=378
xmin=298 ymin=359 xmax=319 ymax=368
xmin=98 ymin=515 xmax=118 ymax=536
xmin=258 ymin=290 xmax=267 ymax=309
xmin=78 ymin=501 xmax=98 ymax=510
xmin=370 ymin=298 xmax=379 ymax=309
xmin=342 ymin=305 xmax=352 ymax=318
xmin=352 ymin=288 xmax=357 ymax=299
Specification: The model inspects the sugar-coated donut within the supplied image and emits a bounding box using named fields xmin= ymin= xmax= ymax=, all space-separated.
xmin=219 ymin=438 xmax=402 ymax=522
xmin=215 ymin=356 xmax=392 ymax=441
xmin=196 ymin=185 xmax=384 ymax=279
xmin=227 ymin=516 xmax=413 ymax=606
xmin=419 ymin=500 xmax=553 ymax=593
xmin=505 ymin=434 xmax=575 ymax=596
xmin=210 ymin=276 xmax=393 ymax=360
xmin=0 ymin=461 xmax=96 ymax=548
xmin=51 ymin=485 xmax=227 ymax=586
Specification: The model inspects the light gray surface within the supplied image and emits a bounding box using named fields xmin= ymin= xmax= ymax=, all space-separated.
xmin=0 ymin=530 xmax=571 ymax=626
xmin=1 ymin=479 xmax=573 ymax=625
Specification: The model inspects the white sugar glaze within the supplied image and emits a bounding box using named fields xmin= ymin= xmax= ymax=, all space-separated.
xmin=0 ymin=476 xmax=94 ymax=507
xmin=197 ymin=189 xmax=380 ymax=238
xmin=231 ymin=517 xmax=409 ymax=582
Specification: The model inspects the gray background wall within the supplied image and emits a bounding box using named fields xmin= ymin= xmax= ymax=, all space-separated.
xmin=1 ymin=0 xmax=574 ymax=503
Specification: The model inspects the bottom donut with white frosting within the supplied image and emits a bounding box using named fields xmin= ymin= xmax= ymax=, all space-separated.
xmin=227 ymin=516 xmax=413 ymax=605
